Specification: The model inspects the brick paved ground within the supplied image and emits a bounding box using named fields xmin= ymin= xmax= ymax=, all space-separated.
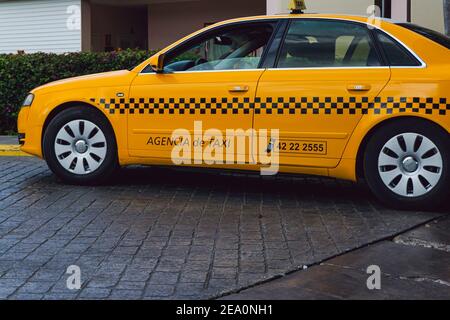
xmin=225 ymin=217 xmax=450 ymax=300
xmin=0 ymin=157 xmax=446 ymax=300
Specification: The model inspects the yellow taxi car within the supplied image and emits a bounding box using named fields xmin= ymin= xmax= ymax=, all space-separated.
xmin=17 ymin=13 xmax=450 ymax=209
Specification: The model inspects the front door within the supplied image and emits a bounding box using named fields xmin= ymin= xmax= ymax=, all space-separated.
xmin=254 ymin=19 xmax=391 ymax=168
xmin=128 ymin=21 xmax=277 ymax=165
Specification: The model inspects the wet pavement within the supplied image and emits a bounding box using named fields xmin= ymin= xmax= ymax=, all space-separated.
xmin=0 ymin=155 xmax=447 ymax=300
xmin=223 ymin=217 xmax=450 ymax=300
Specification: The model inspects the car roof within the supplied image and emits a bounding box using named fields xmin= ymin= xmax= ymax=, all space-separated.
xmin=213 ymin=13 xmax=386 ymax=26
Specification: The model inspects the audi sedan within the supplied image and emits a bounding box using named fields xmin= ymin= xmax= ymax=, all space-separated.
xmin=18 ymin=14 xmax=450 ymax=209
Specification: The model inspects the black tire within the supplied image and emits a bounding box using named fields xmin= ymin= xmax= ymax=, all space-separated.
xmin=43 ymin=106 xmax=119 ymax=185
xmin=364 ymin=118 xmax=450 ymax=210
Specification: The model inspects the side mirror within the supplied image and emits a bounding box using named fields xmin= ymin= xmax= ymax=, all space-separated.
xmin=150 ymin=54 xmax=165 ymax=73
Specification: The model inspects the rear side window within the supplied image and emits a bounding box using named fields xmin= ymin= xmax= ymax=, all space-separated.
xmin=375 ymin=31 xmax=422 ymax=67
xmin=397 ymin=23 xmax=450 ymax=50
xmin=276 ymin=20 xmax=382 ymax=68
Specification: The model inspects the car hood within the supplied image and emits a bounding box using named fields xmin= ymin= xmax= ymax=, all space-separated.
xmin=31 ymin=70 xmax=137 ymax=95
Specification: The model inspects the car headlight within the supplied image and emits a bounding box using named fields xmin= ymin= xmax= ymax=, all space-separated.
xmin=22 ymin=93 xmax=34 ymax=107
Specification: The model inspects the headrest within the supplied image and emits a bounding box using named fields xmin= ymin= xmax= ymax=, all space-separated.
xmin=284 ymin=38 xmax=335 ymax=64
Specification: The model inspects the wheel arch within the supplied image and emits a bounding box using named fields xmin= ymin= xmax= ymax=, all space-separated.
xmin=355 ymin=115 xmax=449 ymax=180
xmin=42 ymin=101 xmax=117 ymax=158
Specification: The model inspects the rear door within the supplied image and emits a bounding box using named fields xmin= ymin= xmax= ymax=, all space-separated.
xmin=254 ymin=18 xmax=391 ymax=168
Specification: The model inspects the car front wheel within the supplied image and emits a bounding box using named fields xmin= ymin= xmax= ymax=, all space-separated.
xmin=364 ymin=119 xmax=449 ymax=210
xmin=43 ymin=107 xmax=118 ymax=185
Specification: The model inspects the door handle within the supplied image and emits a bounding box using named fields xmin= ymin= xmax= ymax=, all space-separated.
xmin=228 ymin=85 xmax=249 ymax=93
xmin=347 ymin=84 xmax=371 ymax=92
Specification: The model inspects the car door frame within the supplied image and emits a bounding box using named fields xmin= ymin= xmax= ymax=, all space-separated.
xmin=127 ymin=18 xmax=286 ymax=166
xmin=253 ymin=17 xmax=392 ymax=169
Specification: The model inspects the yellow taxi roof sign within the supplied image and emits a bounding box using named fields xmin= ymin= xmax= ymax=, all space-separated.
xmin=289 ymin=0 xmax=307 ymax=14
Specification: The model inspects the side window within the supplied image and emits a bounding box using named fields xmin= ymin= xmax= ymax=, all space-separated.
xmin=375 ymin=31 xmax=422 ymax=67
xmin=163 ymin=23 xmax=275 ymax=72
xmin=277 ymin=20 xmax=382 ymax=68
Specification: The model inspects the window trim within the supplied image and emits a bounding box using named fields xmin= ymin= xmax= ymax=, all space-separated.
xmin=272 ymin=18 xmax=386 ymax=70
xmin=140 ymin=19 xmax=281 ymax=75
xmin=267 ymin=66 xmax=391 ymax=72
xmin=269 ymin=17 xmax=426 ymax=71
xmin=139 ymin=17 xmax=427 ymax=74
xmin=376 ymin=29 xmax=426 ymax=68
xmin=260 ymin=19 xmax=289 ymax=69
xmin=374 ymin=29 xmax=423 ymax=68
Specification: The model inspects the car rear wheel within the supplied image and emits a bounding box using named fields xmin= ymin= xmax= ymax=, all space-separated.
xmin=364 ymin=119 xmax=449 ymax=210
xmin=43 ymin=107 xmax=118 ymax=185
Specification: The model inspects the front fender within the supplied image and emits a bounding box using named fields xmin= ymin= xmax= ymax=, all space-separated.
xmin=20 ymin=86 xmax=130 ymax=162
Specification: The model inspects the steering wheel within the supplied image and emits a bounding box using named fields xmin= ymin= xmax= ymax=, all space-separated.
xmin=194 ymin=58 xmax=208 ymax=66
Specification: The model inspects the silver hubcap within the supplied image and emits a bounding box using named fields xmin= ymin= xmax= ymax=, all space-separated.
xmin=402 ymin=156 xmax=419 ymax=173
xmin=378 ymin=133 xmax=443 ymax=198
xmin=74 ymin=140 xmax=88 ymax=154
xmin=54 ymin=120 xmax=107 ymax=175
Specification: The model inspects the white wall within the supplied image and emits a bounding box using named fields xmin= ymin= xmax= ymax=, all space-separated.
xmin=391 ymin=0 xmax=408 ymax=22
xmin=0 ymin=0 xmax=82 ymax=54
xmin=411 ymin=0 xmax=445 ymax=33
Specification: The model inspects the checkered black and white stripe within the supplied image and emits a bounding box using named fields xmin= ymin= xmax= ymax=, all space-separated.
xmin=91 ymin=97 xmax=450 ymax=116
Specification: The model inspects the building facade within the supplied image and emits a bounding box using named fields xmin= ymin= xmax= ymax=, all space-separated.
xmin=0 ymin=0 xmax=447 ymax=54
